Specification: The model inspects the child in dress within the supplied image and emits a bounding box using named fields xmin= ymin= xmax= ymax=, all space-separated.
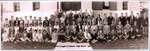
xmin=32 ymin=30 xmax=38 ymax=42
xmin=37 ymin=30 xmax=43 ymax=42
xmin=51 ymin=29 xmax=58 ymax=43
xmin=2 ymin=29 xmax=9 ymax=42
xmin=83 ymin=29 xmax=92 ymax=43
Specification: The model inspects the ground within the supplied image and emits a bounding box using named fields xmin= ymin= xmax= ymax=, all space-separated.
xmin=1 ymin=42 xmax=56 ymax=50
xmin=1 ymin=36 xmax=148 ymax=50
xmin=91 ymin=36 xmax=148 ymax=49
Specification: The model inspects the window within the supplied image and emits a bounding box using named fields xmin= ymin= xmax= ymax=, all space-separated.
xmin=123 ymin=1 xmax=128 ymax=10
xmin=33 ymin=2 xmax=40 ymax=11
xmin=61 ymin=2 xmax=81 ymax=11
xmin=14 ymin=2 xmax=20 ymax=12
xmin=109 ymin=2 xmax=117 ymax=10
xmin=103 ymin=2 xmax=109 ymax=9
xmin=92 ymin=2 xmax=103 ymax=10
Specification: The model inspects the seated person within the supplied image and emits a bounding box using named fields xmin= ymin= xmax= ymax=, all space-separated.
xmin=9 ymin=30 xmax=15 ymax=42
xmin=97 ymin=30 xmax=105 ymax=42
xmin=116 ymin=21 xmax=123 ymax=39
xmin=103 ymin=22 xmax=111 ymax=42
xmin=26 ymin=27 xmax=32 ymax=41
xmin=83 ymin=29 xmax=92 ymax=43
xmin=2 ymin=30 xmax=9 ymax=42
xmin=90 ymin=23 xmax=98 ymax=43
xmin=123 ymin=21 xmax=131 ymax=39
xmin=77 ymin=30 xmax=86 ymax=43
xmin=42 ymin=30 xmax=51 ymax=42
xmin=20 ymin=30 xmax=30 ymax=42
xmin=51 ymin=29 xmax=58 ymax=43
xmin=37 ymin=30 xmax=43 ymax=42
xmin=32 ymin=30 xmax=38 ymax=42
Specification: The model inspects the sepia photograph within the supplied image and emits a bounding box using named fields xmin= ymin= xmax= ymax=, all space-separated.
xmin=0 ymin=0 xmax=149 ymax=51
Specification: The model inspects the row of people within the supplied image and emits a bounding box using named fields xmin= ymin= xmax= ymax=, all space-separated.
xmin=1 ymin=11 xmax=148 ymax=43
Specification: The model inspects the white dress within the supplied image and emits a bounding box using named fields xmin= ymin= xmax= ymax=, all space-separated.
xmin=14 ymin=26 xmax=19 ymax=36
xmin=32 ymin=32 xmax=38 ymax=41
xmin=51 ymin=32 xmax=58 ymax=43
xmin=84 ymin=31 xmax=92 ymax=40
xmin=2 ymin=27 xmax=9 ymax=42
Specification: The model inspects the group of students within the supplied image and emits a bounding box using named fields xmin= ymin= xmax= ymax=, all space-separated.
xmin=1 ymin=11 xmax=148 ymax=43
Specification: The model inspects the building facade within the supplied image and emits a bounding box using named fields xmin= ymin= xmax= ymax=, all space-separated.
xmin=0 ymin=0 xmax=148 ymax=21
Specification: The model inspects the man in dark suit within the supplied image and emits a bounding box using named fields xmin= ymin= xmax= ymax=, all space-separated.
xmin=129 ymin=11 xmax=136 ymax=27
xmin=107 ymin=12 xmax=114 ymax=26
xmin=119 ymin=13 xmax=127 ymax=26
xmin=43 ymin=17 xmax=49 ymax=27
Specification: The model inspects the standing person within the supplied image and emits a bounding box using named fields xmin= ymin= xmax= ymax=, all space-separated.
xmin=142 ymin=13 xmax=148 ymax=35
xmin=24 ymin=16 xmax=29 ymax=28
xmin=97 ymin=14 xmax=103 ymax=30
xmin=136 ymin=13 xmax=142 ymax=34
xmin=38 ymin=17 xmax=42 ymax=25
xmin=29 ymin=16 xmax=33 ymax=26
xmin=107 ymin=12 xmax=114 ymax=26
xmin=60 ymin=14 xmax=66 ymax=24
xmin=14 ymin=17 xmax=20 ymax=26
xmin=125 ymin=12 xmax=130 ymax=23
xmin=32 ymin=17 xmax=38 ymax=26
xmin=49 ymin=15 xmax=56 ymax=26
xmin=129 ymin=11 xmax=136 ymax=27
xmin=55 ymin=15 xmax=61 ymax=25
xmin=19 ymin=17 xmax=24 ymax=34
xmin=43 ymin=17 xmax=49 ymax=34
xmin=76 ymin=16 xmax=83 ymax=31
xmin=119 ymin=13 xmax=127 ymax=26
xmin=103 ymin=13 xmax=108 ymax=25
xmin=9 ymin=16 xmax=15 ymax=27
